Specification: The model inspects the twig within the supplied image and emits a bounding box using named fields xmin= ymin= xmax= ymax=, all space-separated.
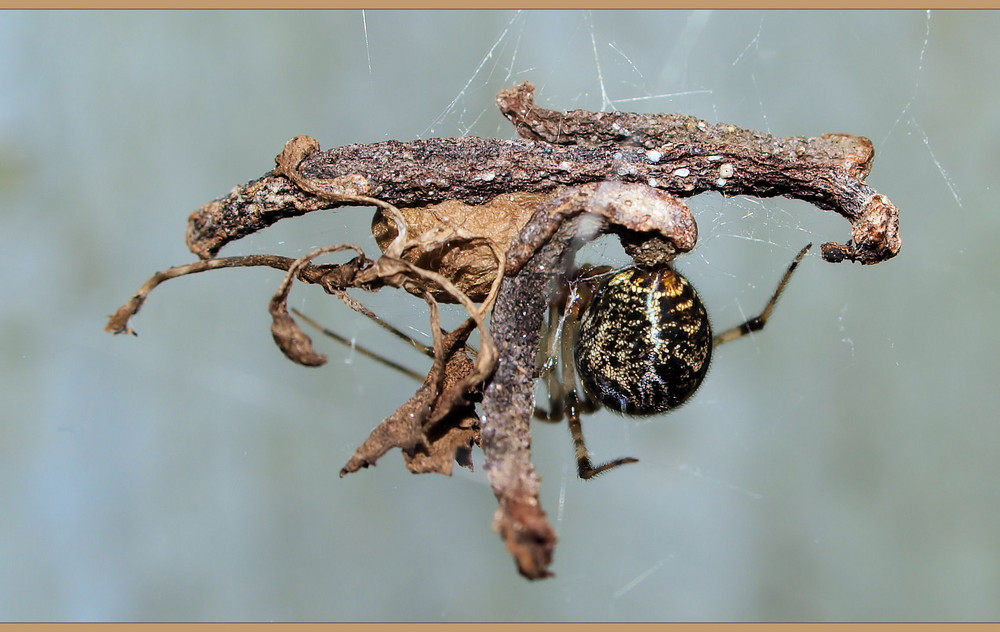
xmin=187 ymin=84 xmax=899 ymax=266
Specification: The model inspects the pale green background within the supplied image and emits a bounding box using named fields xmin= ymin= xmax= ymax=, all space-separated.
xmin=1 ymin=10 xmax=996 ymax=621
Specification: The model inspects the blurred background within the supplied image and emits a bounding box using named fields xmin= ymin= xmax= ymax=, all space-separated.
xmin=1 ymin=10 xmax=996 ymax=621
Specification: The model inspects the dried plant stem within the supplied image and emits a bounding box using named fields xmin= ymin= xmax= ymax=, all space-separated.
xmin=108 ymin=81 xmax=903 ymax=580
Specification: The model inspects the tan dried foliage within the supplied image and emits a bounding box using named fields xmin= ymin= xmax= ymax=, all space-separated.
xmin=371 ymin=192 xmax=552 ymax=302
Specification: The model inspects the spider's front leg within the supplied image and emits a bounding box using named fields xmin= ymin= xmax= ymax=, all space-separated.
xmin=712 ymin=243 xmax=812 ymax=347
xmin=538 ymin=267 xmax=640 ymax=479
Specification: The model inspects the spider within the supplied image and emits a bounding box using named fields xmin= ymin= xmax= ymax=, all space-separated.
xmin=294 ymin=242 xmax=812 ymax=480
xmin=534 ymin=242 xmax=812 ymax=479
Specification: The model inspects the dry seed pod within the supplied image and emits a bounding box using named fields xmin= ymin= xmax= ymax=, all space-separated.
xmin=371 ymin=192 xmax=552 ymax=302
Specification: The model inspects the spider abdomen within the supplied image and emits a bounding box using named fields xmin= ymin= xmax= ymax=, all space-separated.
xmin=574 ymin=266 xmax=713 ymax=416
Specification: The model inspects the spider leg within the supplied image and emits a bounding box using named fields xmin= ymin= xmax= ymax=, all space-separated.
xmin=291 ymin=284 xmax=483 ymax=376
xmin=712 ymin=243 xmax=812 ymax=347
xmin=299 ymin=299 xmax=436 ymax=357
xmin=294 ymin=259 xmax=641 ymax=479
xmin=293 ymin=303 xmax=564 ymax=422
xmin=566 ymin=396 xmax=638 ymax=479
xmin=534 ymin=295 xmax=567 ymax=422
xmin=291 ymin=308 xmax=428 ymax=381
xmin=558 ymin=285 xmax=638 ymax=480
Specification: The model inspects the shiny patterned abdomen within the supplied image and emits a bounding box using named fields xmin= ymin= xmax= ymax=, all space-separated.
xmin=574 ymin=267 xmax=713 ymax=416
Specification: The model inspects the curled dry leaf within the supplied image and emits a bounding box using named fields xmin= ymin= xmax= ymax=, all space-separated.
xmin=371 ymin=192 xmax=552 ymax=302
